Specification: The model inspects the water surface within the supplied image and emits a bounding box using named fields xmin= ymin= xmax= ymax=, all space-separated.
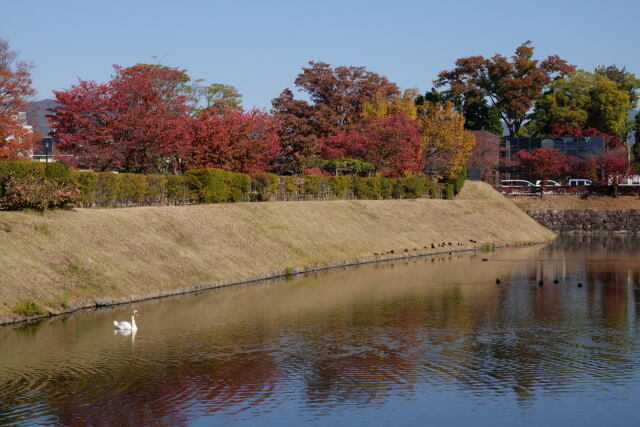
xmin=1 ymin=235 xmax=640 ymax=426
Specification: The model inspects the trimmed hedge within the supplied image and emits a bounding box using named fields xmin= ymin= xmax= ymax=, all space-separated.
xmin=0 ymin=161 xmax=451 ymax=210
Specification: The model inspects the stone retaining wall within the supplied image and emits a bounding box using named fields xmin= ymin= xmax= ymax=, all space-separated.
xmin=526 ymin=209 xmax=640 ymax=233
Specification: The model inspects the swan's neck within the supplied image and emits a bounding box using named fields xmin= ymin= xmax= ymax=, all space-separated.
xmin=131 ymin=315 xmax=137 ymax=329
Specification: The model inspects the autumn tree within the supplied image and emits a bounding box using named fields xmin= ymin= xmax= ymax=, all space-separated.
xmin=417 ymin=101 xmax=475 ymax=177
xmin=50 ymin=64 xmax=192 ymax=173
xmin=425 ymin=87 xmax=503 ymax=136
xmin=518 ymin=148 xmax=573 ymax=195
xmin=186 ymin=80 xmax=242 ymax=113
xmin=271 ymin=61 xmax=400 ymax=173
xmin=594 ymin=65 xmax=640 ymax=108
xmin=0 ymin=38 xmax=39 ymax=159
xmin=362 ymin=89 xmax=419 ymax=120
xmin=320 ymin=114 xmax=423 ymax=177
xmin=270 ymin=88 xmax=322 ymax=173
xmin=434 ymin=41 xmax=575 ymax=137
xmin=467 ymin=131 xmax=501 ymax=182
xmin=528 ymin=70 xmax=631 ymax=142
xmin=186 ymin=107 xmax=280 ymax=173
xmin=547 ymin=122 xmax=621 ymax=149
xmin=590 ymin=149 xmax=631 ymax=197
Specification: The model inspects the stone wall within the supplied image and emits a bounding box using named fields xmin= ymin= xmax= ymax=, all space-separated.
xmin=526 ymin=210 xmax=640 ymax=233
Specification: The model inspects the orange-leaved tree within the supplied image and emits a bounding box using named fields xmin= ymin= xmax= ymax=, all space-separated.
xmin=0 ymin=38 xmax=39 ymax=159
xmin=418 ymin=101 xmax=475 ymax=178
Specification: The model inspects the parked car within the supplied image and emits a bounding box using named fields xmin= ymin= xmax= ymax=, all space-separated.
xmin=500 ymin=179 xmax=535 ymax=187
xmin=535 ymin=180 xmax=561 ymax=187
xmin=568 ymin=179 xmax=593 ymax=186
xmin=621 ymin=175 xmax=640 ymax=186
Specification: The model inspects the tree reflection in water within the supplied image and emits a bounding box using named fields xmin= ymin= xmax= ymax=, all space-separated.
xmin=0 ymin=235 xmax=639 ymax=425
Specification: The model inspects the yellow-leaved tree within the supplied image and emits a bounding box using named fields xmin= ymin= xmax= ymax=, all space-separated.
xmin=418 ymin=101 xmax=475 ymax=177
xmin=362 ymin=89 xmax=419 ymax=120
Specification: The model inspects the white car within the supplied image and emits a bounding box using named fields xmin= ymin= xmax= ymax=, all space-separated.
xmin=535 ymin=180 xmax=561 ymax=187
xmin=500 ymin=179 xmax=535 ymax=187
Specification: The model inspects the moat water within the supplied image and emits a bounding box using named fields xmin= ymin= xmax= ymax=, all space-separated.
xmin=1 ymin=235 xmax=639 ymax=426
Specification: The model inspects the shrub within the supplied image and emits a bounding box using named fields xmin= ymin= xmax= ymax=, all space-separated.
xmin=446 ymin=166 xmax=467 ymax=195
xmin=401 ymin=177 xmax=426 ymax=199
xmin=44 ymin=161 xmax=73 ymax=180
xmin=328 ymin=176 xmax=351 ymax=198
xmin=1 ymin=176 xmax=80 ymax=211
xmin=252 ymin=172 xmax=279 ymax=201
xmin=391 ymin=179 xmax=405 ymax=199
xmin=380 ymin=178 xmax=394 ymax=199
xmin=16 ymin=299 xmax=45 ymax=316
xmin=166 ymin=175 xmax=195 ymax=204
xmin=354 ymin=177 xmax=382 ymax=200
xmin=303 ymin=175 xmax=323 ymax=199
xmin=228 ymin=172 xmax=250 ymax=202
xmin=281 ymin=176 xmax=301 ymax=199
xmin=443 ymin=183 xmax=454 ymax=200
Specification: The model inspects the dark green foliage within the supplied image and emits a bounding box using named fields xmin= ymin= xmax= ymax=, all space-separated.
xmin=185 ymin=168 xmax=231 ymax=203
xmin=44 ymin=162 xmax=73 ymax=180
xmin=229 ymin=173 xmax=250 ymax=202
xmin=328 ymin=176 xmax=352 ymax=198
xmin=445 ymin=166 xmax=467 ymax=195
xmin=354 ymin=177 xmax=382 ymax=200
xmin=380 ymin=178 xmax=394 ymax=199
xmin=400 ymin=177 xmax=426 ymax=198
xmin=322 ymin=157 xmax=375 ymax=176
xmin=391 ymin=179 xmax=405 ymax=199
xmin=0 ymin=161 xmax=450 ymax=210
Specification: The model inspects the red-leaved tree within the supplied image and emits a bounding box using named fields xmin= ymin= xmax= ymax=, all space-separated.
xmin=548 ymin=123 xmax=621 ymax=149
xmin=0 ymin=38 xmax=40 ymax=159
xmin=518 ymin=148 xmax=573 ymax=195
xmin=590 ymin=149 xmax=631 ymax=197
xmin=49 ymin=64 xmax=192 ymax=173
xmin=186 ymin=107 xmax=280 ymax=173
xmin=320 ymin=114 xmax=423 ymax=177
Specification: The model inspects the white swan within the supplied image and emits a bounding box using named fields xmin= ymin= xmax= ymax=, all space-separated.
xmin=114 ymin=309 xmax=139 ymax=330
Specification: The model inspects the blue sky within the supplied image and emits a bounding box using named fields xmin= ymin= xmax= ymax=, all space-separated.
xmin=3 ymin=0 xmax=639 ymax=109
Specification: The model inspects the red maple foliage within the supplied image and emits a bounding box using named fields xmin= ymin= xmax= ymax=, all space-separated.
xmin=271 ymin=62 xmax=400 ymax=173
xmin=518 ymin=148 xmax=573 ymax=192
xmin=186 ymin=107 xmax=280 ymax=173
xmin=49 ymin=64 xmax=192 ymax=173
xmin=590 ymin=149 xmax=631 ymax=197
xmin=548 ymin=122 xmax=621 ymax=149
xmin=0 ymin=38 xmax=40 ymax=159
xmin=320 ymin=114 xmax=423 ymax=177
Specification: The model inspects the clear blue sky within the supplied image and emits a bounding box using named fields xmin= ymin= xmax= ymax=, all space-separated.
xmin=3 ymin=0 xmax=639 ymax=109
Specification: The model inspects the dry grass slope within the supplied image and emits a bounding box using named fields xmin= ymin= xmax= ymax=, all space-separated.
xmin=0 ymin=181 xmax=554 ymax=320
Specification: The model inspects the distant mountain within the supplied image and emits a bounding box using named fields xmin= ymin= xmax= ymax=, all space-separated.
xmin=25 ymin=99 xmax=57 ymax=137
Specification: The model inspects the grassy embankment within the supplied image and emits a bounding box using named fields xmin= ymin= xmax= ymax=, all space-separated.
xmin=508 ymin=194 xmax=640 ymax=210
xmin=0 ymin=181 xmax=555 ymax=323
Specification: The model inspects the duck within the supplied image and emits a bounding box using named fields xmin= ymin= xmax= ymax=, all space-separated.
xmin=114 ymin=310 xmax=139 ymax=330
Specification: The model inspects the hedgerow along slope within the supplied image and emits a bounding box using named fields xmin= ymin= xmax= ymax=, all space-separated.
xmin=0 ymin=181 xmax=555 ymax=323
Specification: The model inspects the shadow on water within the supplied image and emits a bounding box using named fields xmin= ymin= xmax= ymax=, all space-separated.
xmin=0 ymin=235 xmax=639 ymax=426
